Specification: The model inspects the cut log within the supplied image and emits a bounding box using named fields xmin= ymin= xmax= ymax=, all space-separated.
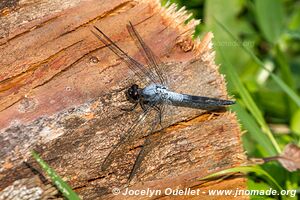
xmin=0 ymin=0 xmax=248 ymax=199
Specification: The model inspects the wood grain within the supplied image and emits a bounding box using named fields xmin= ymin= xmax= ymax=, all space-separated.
xmin=0 ymin=0 xmax=248 ymax=199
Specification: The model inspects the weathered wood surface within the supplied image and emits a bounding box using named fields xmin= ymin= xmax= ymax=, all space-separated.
xmin=0 ymin=0 xmax=247 ymax=199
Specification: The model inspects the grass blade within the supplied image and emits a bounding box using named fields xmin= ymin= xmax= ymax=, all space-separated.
xmin=200 ymin=166 xmax=282 ymax=192
xmin=215 ymin=18 xmax=300 ymax=108
xmin=254 ymin=0 xmax=285 ymax=43
xmin=31 ymin=151 xmax=81 ymax=200
xmin=275 ymin=45 xmax=298 ymax=116
xmin=217 ymin=46 xmax=281 ymax=154
xmin=232 ymin=103 xmax=277 ymax=155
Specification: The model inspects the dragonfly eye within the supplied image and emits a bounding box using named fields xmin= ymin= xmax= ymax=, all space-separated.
xmin=127 ymin=84 xmax=139 ymax=102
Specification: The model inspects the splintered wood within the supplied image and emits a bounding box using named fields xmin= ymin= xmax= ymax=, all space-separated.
xmin=0 ymin=0 xmax=247 ymax=199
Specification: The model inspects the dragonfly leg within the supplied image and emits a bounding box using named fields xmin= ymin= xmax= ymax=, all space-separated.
xmin=139 ymin=101 xmax=149 ymax=112
xmin=153 ymin=105 xmax=162 ymax=128
xmin=121 ymin=102 xmax=138 ymax=112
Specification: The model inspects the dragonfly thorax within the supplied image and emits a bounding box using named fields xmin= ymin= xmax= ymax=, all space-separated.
xmin=141 ymin=84 xmax=169 ymax=103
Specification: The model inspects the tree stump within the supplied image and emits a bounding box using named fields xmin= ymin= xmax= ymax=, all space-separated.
xmin=0 ymin=0 xmax=248 ymax=199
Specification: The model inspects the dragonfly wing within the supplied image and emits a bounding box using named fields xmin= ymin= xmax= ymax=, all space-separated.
xmin=128 ymin=102 xmax=165 ymax=181
xmin=126 ymin=22 xmax=168 ymax=86
xmin=92 ymin=26 xmax=156 ymax=85
xmin=101 ymin=103 xmax=162 ymax=172
xmin=101 ymin=106 xmax=150 ymax=171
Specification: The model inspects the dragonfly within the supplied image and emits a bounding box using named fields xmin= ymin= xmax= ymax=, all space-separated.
xmin=91 ymin=22 xmax=235 ymax=181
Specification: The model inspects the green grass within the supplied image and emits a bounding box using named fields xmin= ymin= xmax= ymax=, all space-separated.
xmin=163 ymin=0 xmax=300 ymax=199
xmin=200 ymin=166 xmax=283 ymax=192
xmin=31 ymin=151 xmax=81 ymax=200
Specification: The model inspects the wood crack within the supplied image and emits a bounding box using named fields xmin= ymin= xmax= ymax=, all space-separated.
xmin=53 ymin=1 xmax=135 ymax=41
xmin=0 ymin=15 xmax=60 ymax=46
xmin=0 ymin=0 xmax=246 ymax=197
xmin=0 ymin=40 xmax=83 ymax=88
xmin=32 ymin=45 xmax=108 ymax=90
xmin=0 ymin=40 xmax=84 ymax=112
xmin=72 ymin=174 xmax=109 ymax=191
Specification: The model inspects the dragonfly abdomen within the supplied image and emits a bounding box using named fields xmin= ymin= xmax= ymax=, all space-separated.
xmin=142 ymin=84 xmax=234 ymax=110
xmin=166 ymin=92 xmax=235 ymax=110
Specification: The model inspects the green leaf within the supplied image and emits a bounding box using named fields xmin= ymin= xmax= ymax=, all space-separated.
xmin=232 ymin=103 xmax=277 ymax=155
xmin=217 ymin=46 xmax=280 ymax=154
xmin=269 ymin=73 xmax=300 ymax=108
xmin=215 ymin=18 xmax=300 ymax=108
xmin=254 ymin=0 xmax=285 ymax=43
xmin=204 ymin=0 xmax=251 ymax=72
xmin=248 ymin=178 xmax=274 ymax=199
xmin=285 ymin=30 xmax=300 ymax=40
xmin=256 ymin=89 xmax=289 ymax=121
xmin=200 ymin=166 xmax=282 ymax=192
xmin=288 ymin=4 xmax=300 ymax=31
xmin=275 ymin=45 xmax=298 ymax=117
xmin=31 ymin=151 xmax=81 ymax=200
xmin=291 ymin=109 xmax=300 ymax=135
xmin=248 ymin=178 xmax=272 ymax=191
xmin=275 ymin=45 xmax=296 ymax=91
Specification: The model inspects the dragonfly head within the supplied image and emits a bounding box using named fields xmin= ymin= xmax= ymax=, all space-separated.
xmin=126 ymin=84 xmax=140 ymax=102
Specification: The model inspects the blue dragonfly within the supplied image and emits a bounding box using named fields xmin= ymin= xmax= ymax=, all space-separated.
xmin=92 ymin=22 xmax=235 ymax=181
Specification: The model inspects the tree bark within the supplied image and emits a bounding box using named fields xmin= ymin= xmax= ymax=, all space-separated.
xmin=0 ymin=0 xmax=248 ymax=199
